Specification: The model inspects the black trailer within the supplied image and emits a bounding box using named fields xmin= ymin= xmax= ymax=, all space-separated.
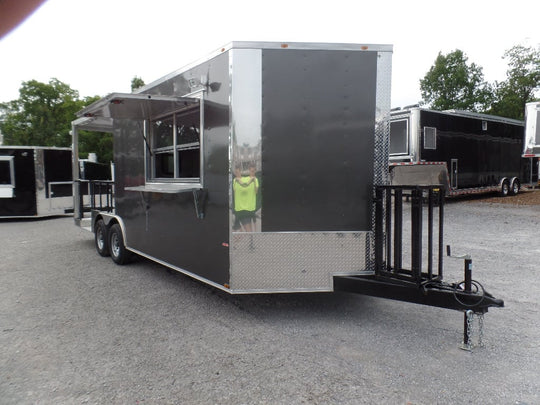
xmin=0 ymin=146 xmax=73 ymax=218
xmin=389 ymin=107 xmax=529 ymax=196
xmin=71 ymin=42 xmax=502 ymax=342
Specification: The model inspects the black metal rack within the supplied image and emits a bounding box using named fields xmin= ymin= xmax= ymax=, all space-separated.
xmin=334 ymin=185 xmax=504 ymax=314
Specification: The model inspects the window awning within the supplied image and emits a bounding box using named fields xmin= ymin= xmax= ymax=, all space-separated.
xmin=76 ymin=93 xmax=200 ymax=121
xmin=72 ymin=116 xmax=114 ymax=132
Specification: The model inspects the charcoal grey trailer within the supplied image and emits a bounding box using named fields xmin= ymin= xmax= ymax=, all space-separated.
xmin=389 ymin=107 xmax=528 ymax=196
xmin=0 ymin=146 xmax=73 ymax=218
xmin=71 ymin=42 xmax=502 ymax=332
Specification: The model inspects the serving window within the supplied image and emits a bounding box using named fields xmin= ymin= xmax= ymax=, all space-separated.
xmin=148 ymin=105 xmax=202 ymax=183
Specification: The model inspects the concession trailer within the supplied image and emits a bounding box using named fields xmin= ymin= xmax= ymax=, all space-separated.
xmin=388 ymin=107 xmax=535 ymax=196
xmin=0 ymin=146 xmax=73 ymax=218
xmin=71 ymin=42 xmax=503 ymax=340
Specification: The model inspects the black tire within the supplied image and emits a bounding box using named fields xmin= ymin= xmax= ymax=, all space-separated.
xmin=510 ymin=179 xmax=520 ymax=196
xmin=94 ymin=219 xmax=110 ymax=257
xmin=500 ymin=180 xmax=510 ymax=197
xmin=108 ymin=223 xmax=130 ymax=265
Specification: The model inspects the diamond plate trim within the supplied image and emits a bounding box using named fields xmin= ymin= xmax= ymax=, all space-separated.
xmin=230 ymin=232 xmax=369 ymax=292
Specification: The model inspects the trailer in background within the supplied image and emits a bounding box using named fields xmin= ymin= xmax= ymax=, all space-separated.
xmin=389 ymin=107 xmax=532 ymax=196
xmin=0 ymin=146 xmax=73 ymax=218
xmin=71 ymin=42 xmax=503 ymax=339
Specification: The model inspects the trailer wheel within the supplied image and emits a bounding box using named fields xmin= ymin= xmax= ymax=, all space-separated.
xmin=109 ymin=223 xmax=130 ymax=265
xmin=500 ymin=180 xmax=510 ymax=197
xmin=94 ymin=219 xmax=110 ymax=257
xmin=510 ymin=179 xmax=520 ymax=196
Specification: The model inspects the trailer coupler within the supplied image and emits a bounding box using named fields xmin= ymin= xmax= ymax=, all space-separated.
xmin=333 ymin=274 xmax=504 ymax=313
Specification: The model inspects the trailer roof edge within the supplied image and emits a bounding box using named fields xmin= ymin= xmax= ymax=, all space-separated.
xmin=135 ymin=41 xmax=393 ymax=95
xmin=391 ymin=107 xmax=524 ymax=126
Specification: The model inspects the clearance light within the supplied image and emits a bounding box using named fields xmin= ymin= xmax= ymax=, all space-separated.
xmin=361 ymin=46 xmax=369 ymax=50
xmin=224 ymin=283 xmax=230 ymax=289
xmin=222 ymin=242 xmax=229 ymax=247
xmin=281 ymin=43 xmax=289 ymax=48
xmin=110 ymin=99 xmax=123 ymax=105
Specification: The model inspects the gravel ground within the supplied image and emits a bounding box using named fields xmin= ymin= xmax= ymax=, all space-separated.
xmin=1 ymin=197 xmax=539 ymax=404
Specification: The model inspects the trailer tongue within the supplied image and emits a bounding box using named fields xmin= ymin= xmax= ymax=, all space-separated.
xmin=334 ymin=185 xmax=503 ymax=314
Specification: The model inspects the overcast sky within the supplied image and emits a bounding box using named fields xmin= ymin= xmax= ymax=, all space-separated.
xmin=0 ymin=0 xmax=538 ymax=108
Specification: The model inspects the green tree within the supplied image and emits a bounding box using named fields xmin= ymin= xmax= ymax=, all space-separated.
xmin=489 ymin=45 xmax=540 ymax=120
xmin=0 ymin=78 xmax=84 ymax=147
xmin=131 ymin=76 xmax=145 ymax=92
xmin=0 ymin=79 xmax=112 ymax=162
xmin=420 ymin=50 xmax=493 ymax=112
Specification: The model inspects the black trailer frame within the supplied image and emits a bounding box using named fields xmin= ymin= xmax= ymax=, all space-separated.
xmin=389 ymin=108 xmax=531 ymax=196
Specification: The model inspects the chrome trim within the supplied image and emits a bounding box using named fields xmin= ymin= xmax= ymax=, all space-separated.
xmin=126 ymin=246 xmax=231 ymax=293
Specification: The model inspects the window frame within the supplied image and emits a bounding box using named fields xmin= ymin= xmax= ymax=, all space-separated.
xmin=389 ymin=118 xmax=409 ymax=156
xmin=144 ymin=91 xmax=204 ymax=190
xmin=0 ymin=156 xmax=15 ymax=198
xmin=423 ymin=126 xmax=437 ymax=150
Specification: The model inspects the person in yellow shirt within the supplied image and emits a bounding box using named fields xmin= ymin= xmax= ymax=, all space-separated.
xmin=233 ymin=163 xmax=259 ymax=232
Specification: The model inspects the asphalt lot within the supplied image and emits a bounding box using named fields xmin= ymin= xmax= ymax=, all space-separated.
xmin=1 ymin=199 xmax=539 ymax=404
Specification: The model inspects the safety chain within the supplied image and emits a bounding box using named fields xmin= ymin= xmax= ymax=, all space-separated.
xmin=460 ymin=310 xmax=485 ymax=351
xmin=477 ymin=313 xmax=485 ymax=348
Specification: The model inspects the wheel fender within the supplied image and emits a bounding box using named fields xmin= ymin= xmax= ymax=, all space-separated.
xmin=93 ymin=214 xmax=128 ymax=247
xmin=509 ymin=176 xmax=520 ymax=194
xmin=498 ymin=177 xmax=509 ymax=187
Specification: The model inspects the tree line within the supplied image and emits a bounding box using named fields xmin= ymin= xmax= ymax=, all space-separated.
xmin=0 ymin=45 xmax=538 ymax=159
xmin=0 ymin=76 xmax=145 ymax=163
xmin=420 ymin=45 xmax=539 ymax=119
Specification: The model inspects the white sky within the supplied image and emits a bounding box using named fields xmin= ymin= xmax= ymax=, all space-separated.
xmin=0 ymin=0 xmax=538 ymax=108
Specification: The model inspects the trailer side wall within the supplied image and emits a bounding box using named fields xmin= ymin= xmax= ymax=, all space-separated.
xmin=419 ymin=110 xmax=523 ymax=189
xmin=114 ymin=53 xmax=231 ymax=286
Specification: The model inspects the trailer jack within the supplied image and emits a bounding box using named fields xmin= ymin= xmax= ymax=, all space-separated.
xmin=334 ymin=186 xmax=504 ymax=346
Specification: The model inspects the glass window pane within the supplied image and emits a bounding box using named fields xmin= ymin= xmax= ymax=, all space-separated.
xmin=0 ymin=161 xmax=11 ymax=184
xmin=153 ymin=118 xmax=173 ymax=149
xmin=390 ymin=119 xmax=408 ymax=155
xmin=176 ymin=109 xmax=200 ymax=147
xmin=154 ymin=152 xmax=174 ymax=178
xmin=177 ymin=148 xmax=200 ymax=178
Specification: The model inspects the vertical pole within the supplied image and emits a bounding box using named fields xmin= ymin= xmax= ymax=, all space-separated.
xmin=71 ymin=125 xmax=81 ymax=220
xmin=463 ymin=258 xmax=473 ymax=347
xmin=427 ymin=188 xmax=434 ymax=279
xmin=385 ymin=188 xmax=392 ymax=272
xmin=375 ymin=187 xmax=384 ymax=274
xmin=411 ymin=187 xmax=422 ymax=281
xmin=438 ymin=188 xmax=444 ymax=279
xmin=394 ymin=188 xmax=403 ymax=272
